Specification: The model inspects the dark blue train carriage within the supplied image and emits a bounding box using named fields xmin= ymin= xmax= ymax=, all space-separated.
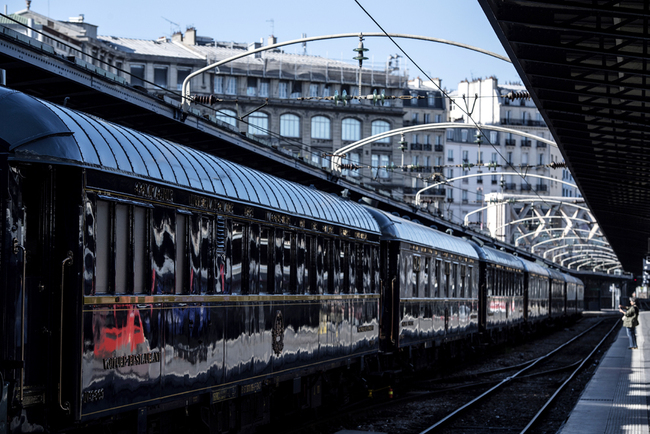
xmin=0 ymin=87 xmax=382 ymax=432
xmin=547 ymin=268 xmax=567 ymax=321
xmin=469 ymin=244 xmax=525 ymax=343
xmin=518 ymin=257 xmax=550 ymax=331
xmin=364 ymin=209 xmax=480 ymax=354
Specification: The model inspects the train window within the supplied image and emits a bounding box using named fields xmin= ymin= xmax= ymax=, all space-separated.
xmin=231 ymin=222 xmax=245 ymax=294
xmin=115 ymin=204 xmax=129 ymax=293
xmin=190 ymin=215 xmax=212 ymax=294
xmin=451 ymin=263 xmax=458 ymax=298
xmin=151 ymin=207 xmax=176 ymax=294
xmin=373 ymin=246 xmax=380 ymax=294
xmin=434 ymin=259 xmax=441 ymax=297
xmin=459 ymin=264 xmax=466 ymax=298
xmin=248 ymin=224 xmax=260 ymax=295
xmin=468 ymin=265 xmax=475 ymax=298
xmin=175 ymin=213 xmax=187 ymax=294
xmin=283 ymin=231 xmax=292 ymax=294
xmin=296 ymin=233 xmax=306 ymax=293
xmin=334 ymin=239 xmax=343 ymax=293
xmin=349 ymin=242 xmax=358 ymax=294
xmin=423 ymin=257 xmax=430 ymax=298
xmin=273 ymin=228 xmax=283 ymax=293
xmin=305 ymin=236 xmax=313 ymax=294
xmin=362 ymin=244 xmax=371 ymax=294
xmin=412 ymin=255 xmax=421 ymax=298
xmin=133 ymin=206 xmax=148 ymax=294
xmin=259 ymin=227 xmax=270 ymax=294
xmin=214 ymin=217 xmax=227 ymax=293
xmin=316 ymin=237 xmax=324 ymax=294
xmin=442 ymin=261 xmax=450 ymax=298
xmin=95 ymin=200 xmax=110 ymax=294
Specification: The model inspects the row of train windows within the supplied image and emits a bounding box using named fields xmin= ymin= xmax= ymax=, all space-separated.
xmin=401 ymin=253 xmax=478 ymax=299
xmin=88 ymin=199 xmax=380 ymax=296
xmin=486 ymin=267 xmax=524 ymax=297
xmin=527 ymin=276 xmax=550 ymax=298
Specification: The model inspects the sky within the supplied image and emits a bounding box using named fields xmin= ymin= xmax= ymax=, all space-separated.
xmin=3 ymin=0 xmax=521 ymax=91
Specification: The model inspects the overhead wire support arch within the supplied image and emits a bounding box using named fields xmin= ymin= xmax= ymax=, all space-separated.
xmin=181 ymin=33 xmax=511 ymax=111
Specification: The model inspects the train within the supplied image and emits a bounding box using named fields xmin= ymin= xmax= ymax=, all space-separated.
xmin=0 ymin=87 xmax=583 ymax=433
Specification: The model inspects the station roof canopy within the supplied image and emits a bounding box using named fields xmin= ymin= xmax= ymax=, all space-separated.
xmin=479 ymin=0 xmax=650 ymax=275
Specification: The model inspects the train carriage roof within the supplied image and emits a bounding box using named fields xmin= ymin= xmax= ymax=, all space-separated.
xmin=471 ymin=245 xmax=525 ymax=271
xmin=0 ymin=87 xmax=379 ymax=233
xmin=364 ymin=208 xmax=479 ymax=259
xmin=564 ymin=274 xmax=584 ymax=286
xmin=516 ymin=257 xmax=549 ymax=278
xmin=546 ymin=268 xmax=567 ymax=282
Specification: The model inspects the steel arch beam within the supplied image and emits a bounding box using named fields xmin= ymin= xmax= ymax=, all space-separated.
xmin=182 ymin=33 xmax=511 ymax=110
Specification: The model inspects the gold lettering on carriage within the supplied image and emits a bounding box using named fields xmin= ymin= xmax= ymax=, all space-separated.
xmin=134 ymin=182 xmax=174 ymax=202
xmin=267 ymin=212 xmax=291 ymax=225
xmin=190 ymin=194 xmax=234 ymax=214
xmin=102 ymin=351 xmax=161 ymax=370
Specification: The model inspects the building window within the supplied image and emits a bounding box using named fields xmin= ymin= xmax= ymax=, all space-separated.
xmin=435 ymin=135 xmax=442 ymax=145
xmin=462 ymin=150 xmax=469 ymax=163
xmin=215 ymin=109 xmax=237 ymax=127
xmin=130 ymin=64 xmax=145 ymax=87
xmin=435 ymin=114 xmax=442 ymax=123
xmin=461 ymin=129 xmax=468 ymax=142
xmin=154 ymin=66 xmax=168 ymax=88
xmin=311 ymin=116 xmax=331 ymax=139
xmin=176 ymin=67 xmax=191 ymax=91
xmin=447 ymin=149 xmax=454 ymax=162
xmin=477 ymin=151 xmax=483 ymax=165
xmin=309 ymin=84 xmax=318 ymax=97
xmin=214 ymin=75 xmax=224 ymax=93
xmin=411 ymin=92 xmax=418 ymax=106
xmin=446 ymin=129 xmax=454 ymax=140
xmin=412 ymin=112 xmax=419 ymax=122
xmin=342 ymin=118 xmax=361 ymax=141
xmin=424 ymin=113 xmax=430 ymax=123
xmin=462 ymin=190 xmax=468 ymax=204
xmin=280 ymin=114 xmax=300 ymax=138
xmin=259 ymin=79 xmax=269 ymax=97
xmin=371 ymin=154 xmax=391 ymax=179
xmin=427 ymin=93 xmax=436 ymax=106
xmin=290 ymin=81 xmax=302 ymax=99
xmin=247 ymin=112 xmax=269 ymax=136
xmin=371 ymin=120 xmax=390 ymax=143
xmin=412 ymin=134 xmax=419 ymax=144
xmin=490 ymin=131 xmax=498 ymax=143
xmin=425 ymin=135 xmax=430 ymax=145
xmin=342 ymin=152 xmax=360 ymax=177
xmin=539 ymin=153 xmax=545 ymax=165
xmin=491 ymin=152 xmax=497 ymax=164
xmin=522 ymin=152 xmax=529 ymax=165
xmin=247 ymin=77 xmax=257 ymax=96
xmin=322 ymin=86 xmax=330 ymax=97
xmin=278 ymin=81 xmax=288 ymax=98
xmin=507 ymin=152 xmax=513 ymax=164
xmin=225 ymin=76 xmax=237 ymax=95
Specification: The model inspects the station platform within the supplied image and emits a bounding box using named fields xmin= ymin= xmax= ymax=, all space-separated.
xmin=559 ymin=311 xmax=650 ymax=434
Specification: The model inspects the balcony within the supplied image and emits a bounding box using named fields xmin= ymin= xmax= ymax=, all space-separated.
xmin=505 ymin=183 xmax=517 ymax=190
xmin=500 ymin=118 xmax=547 ymax=127
xmin=521 ymin=139 xmax=532 ymax=147
xmin=520 ymin=184 xmax=532 ymax=191
xmin=403 ymin=187 xmax=445 ymax=196
xmin=535 ymin=184 xmax=548 ymax=192
xmin=434 ymin=144 xmax=444 ymax=152
xmin=422 ymin=144 xmax=432 ymax=151
xmin=505 ymin=139 xmax=517 ymax=146
xmin=536 ymin=141 xmax=547 ymax=148
xmin=411 ymin=143 xmax=423 ymax=151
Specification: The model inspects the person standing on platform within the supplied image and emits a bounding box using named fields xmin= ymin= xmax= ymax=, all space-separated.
xmin=619 ymin=297 xmax=639 ymax=349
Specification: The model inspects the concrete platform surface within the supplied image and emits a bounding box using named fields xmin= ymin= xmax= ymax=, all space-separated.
xmin=559 ymin=311 xmax=650 ymax=434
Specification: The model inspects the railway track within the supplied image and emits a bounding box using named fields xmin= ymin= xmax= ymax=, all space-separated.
xmin=418 ymin=318 xmax=619 ymax=433
xmin=291 ymin=316 xmax=619 ymax=434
